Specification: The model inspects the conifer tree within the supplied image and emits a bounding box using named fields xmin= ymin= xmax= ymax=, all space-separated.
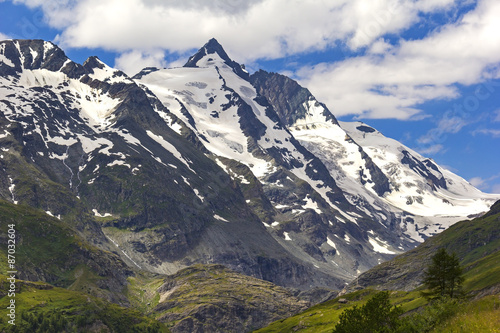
xmin=422 ymin=248 xmax=463 ymax=299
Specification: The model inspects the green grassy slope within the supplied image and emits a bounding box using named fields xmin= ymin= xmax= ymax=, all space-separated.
xmin=253 ymin=289 xmax=431 ymax=333
xmin=0 ymin=275 xmax=168 ymax=332
xmin=430 ymin=295 xmax=500 ymax=332
xmin=254 ymin=289 xmax=379 ymax=333
xmin=255 ymin=201 xmax=500 ymax=332
xmin=0 ymin=200 xmax=131 ymax=304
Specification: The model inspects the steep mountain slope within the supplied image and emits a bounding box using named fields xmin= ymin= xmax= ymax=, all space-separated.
xmin=341 ymin=122 xmax=497 ymax=219
xmin=256 ymin=200 xmax=500 ymax=333
xmin=136 ymin=39 xmax=419 ymax=283
xmin=149 ymin=264 xmax=310 ymax=332
xmin=251 ymin=70 xmax=499 ymax=244
xmin=0 ymin=199 xmax=131 ymax=305
xmin=0 ymin=276 xmax=168 ymax=332
xmin=0 ymin=39 xmax=334 ymax=289
xmin=1 ymin=38 xmax=498 ymax=295
xmin=349 ymin=199 xmax=500 ymax=292
xmin=0 ymin=199 xmax=324 ymax=332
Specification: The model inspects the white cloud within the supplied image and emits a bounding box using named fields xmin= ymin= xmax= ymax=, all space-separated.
xmin=469 ymin=173 xmax=500 ymax=192
xmin=298 ymin=0 xmax=500 ymax=119
xmin=0 ymin=32 xmax=10 ymax=40
xmin=13 ymin=0 xmax=456 ymax=61
xmin=343 ymin=0 xmax=456 ymax=50
xmin=472 ymin=128 xmax=500 ymax=138
xmin=469 ymin=176 xmax=487 ymax=189
xmin=114 ymin=49 xmax=168 ymax=76
xmin=10 ymin=0 xmax=500 ymax=121
xmin=368 ymin=39 xmax=394 ymax=55
xmin=415 ymin=144 xmax=445 ymax=155
xmin=297 ymin=54 xmax=461 ymax=119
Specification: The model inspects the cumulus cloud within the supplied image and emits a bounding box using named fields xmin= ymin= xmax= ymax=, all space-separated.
xmin=10 ymin=0 xmax=500 ymax=121
xmin=141 ymin=0 xmax=265 ymax=15
xmin=0 ymin=32 xmax=10 ymax=40
xmin=298 ymin=0 xmax=500 ymax=119
xmin=114 ymin=49 xmax=168 ymax=76
xmin=12 ymin=0 xmax=455 ymax=60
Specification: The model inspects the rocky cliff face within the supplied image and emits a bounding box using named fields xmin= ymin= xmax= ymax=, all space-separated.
xmin=0 ymin=39 xmax=336 ymax=290
xmin=1 ymin=38 xmax=498 ymax=296
xmin=251 ymin=69 xmax=498 ymax=245
xmin=152 ymin=264 xmax=310 ymax=332
xmin=250 ymin=70 xmax=391 ymax=198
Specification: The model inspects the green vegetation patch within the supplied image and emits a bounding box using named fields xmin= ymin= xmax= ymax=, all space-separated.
xmin=0 ymin=200 xmax=130 ymax=303
xmin=126 ymin=273 xmax=165 ymax=313
xmin=0 ymin=276 xmax=168 ymax=332
xmin=0 ymin=200 xmax=81 ymax=283
xmin=254 ymin=289 xmax=379 ymax=333
xmin=462 ymin=250 xmax=500 ymax=292
xmin=430 ymin=295 xmax=500 ymax=332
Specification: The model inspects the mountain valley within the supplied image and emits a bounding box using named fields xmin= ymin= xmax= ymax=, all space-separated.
xmin=0 ymin=37 xmax=499 ymax=332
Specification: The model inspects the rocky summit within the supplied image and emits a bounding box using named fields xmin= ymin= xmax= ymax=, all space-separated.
xmin=0 ymin=37 xmax=499 ymax=331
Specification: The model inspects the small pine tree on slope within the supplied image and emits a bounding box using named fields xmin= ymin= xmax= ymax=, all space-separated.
xmin=421 ymin=248 xmax=464 ymax=299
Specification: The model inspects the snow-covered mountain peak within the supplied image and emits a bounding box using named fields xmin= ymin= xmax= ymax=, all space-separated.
xmin=2 ymin=38 xmax=499 ymax=292
xmin=137 ymin=63 xmax=283 ymax=178
xmin=0 ymin=39 xmax=76 ymax=76
xmin=83 ymin=56 xmax=106 ymax=69
xmin=340 ymin=121 xmax=498 ymax=218
xmin=252 ymin=70 xmax=499 ymax=244
xmin=185 ymin=38 xmax=231 ymax=66
xmin=184 ymin=38 xmax=249 ymax=79
xmin=83 ymin=56 xmax=133 ymax=85
xmin=0 ymin=41 xmax=142 ymax=140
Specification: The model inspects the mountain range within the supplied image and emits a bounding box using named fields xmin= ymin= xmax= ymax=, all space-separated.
xmin=255 ymin=199 xmax=500 ymax=332
xmin=0 ymin=37 xmax=499 ymax=331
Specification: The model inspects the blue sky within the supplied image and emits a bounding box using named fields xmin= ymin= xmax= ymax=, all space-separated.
xmin=1 ymin=0 xmax=499 ymax=193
